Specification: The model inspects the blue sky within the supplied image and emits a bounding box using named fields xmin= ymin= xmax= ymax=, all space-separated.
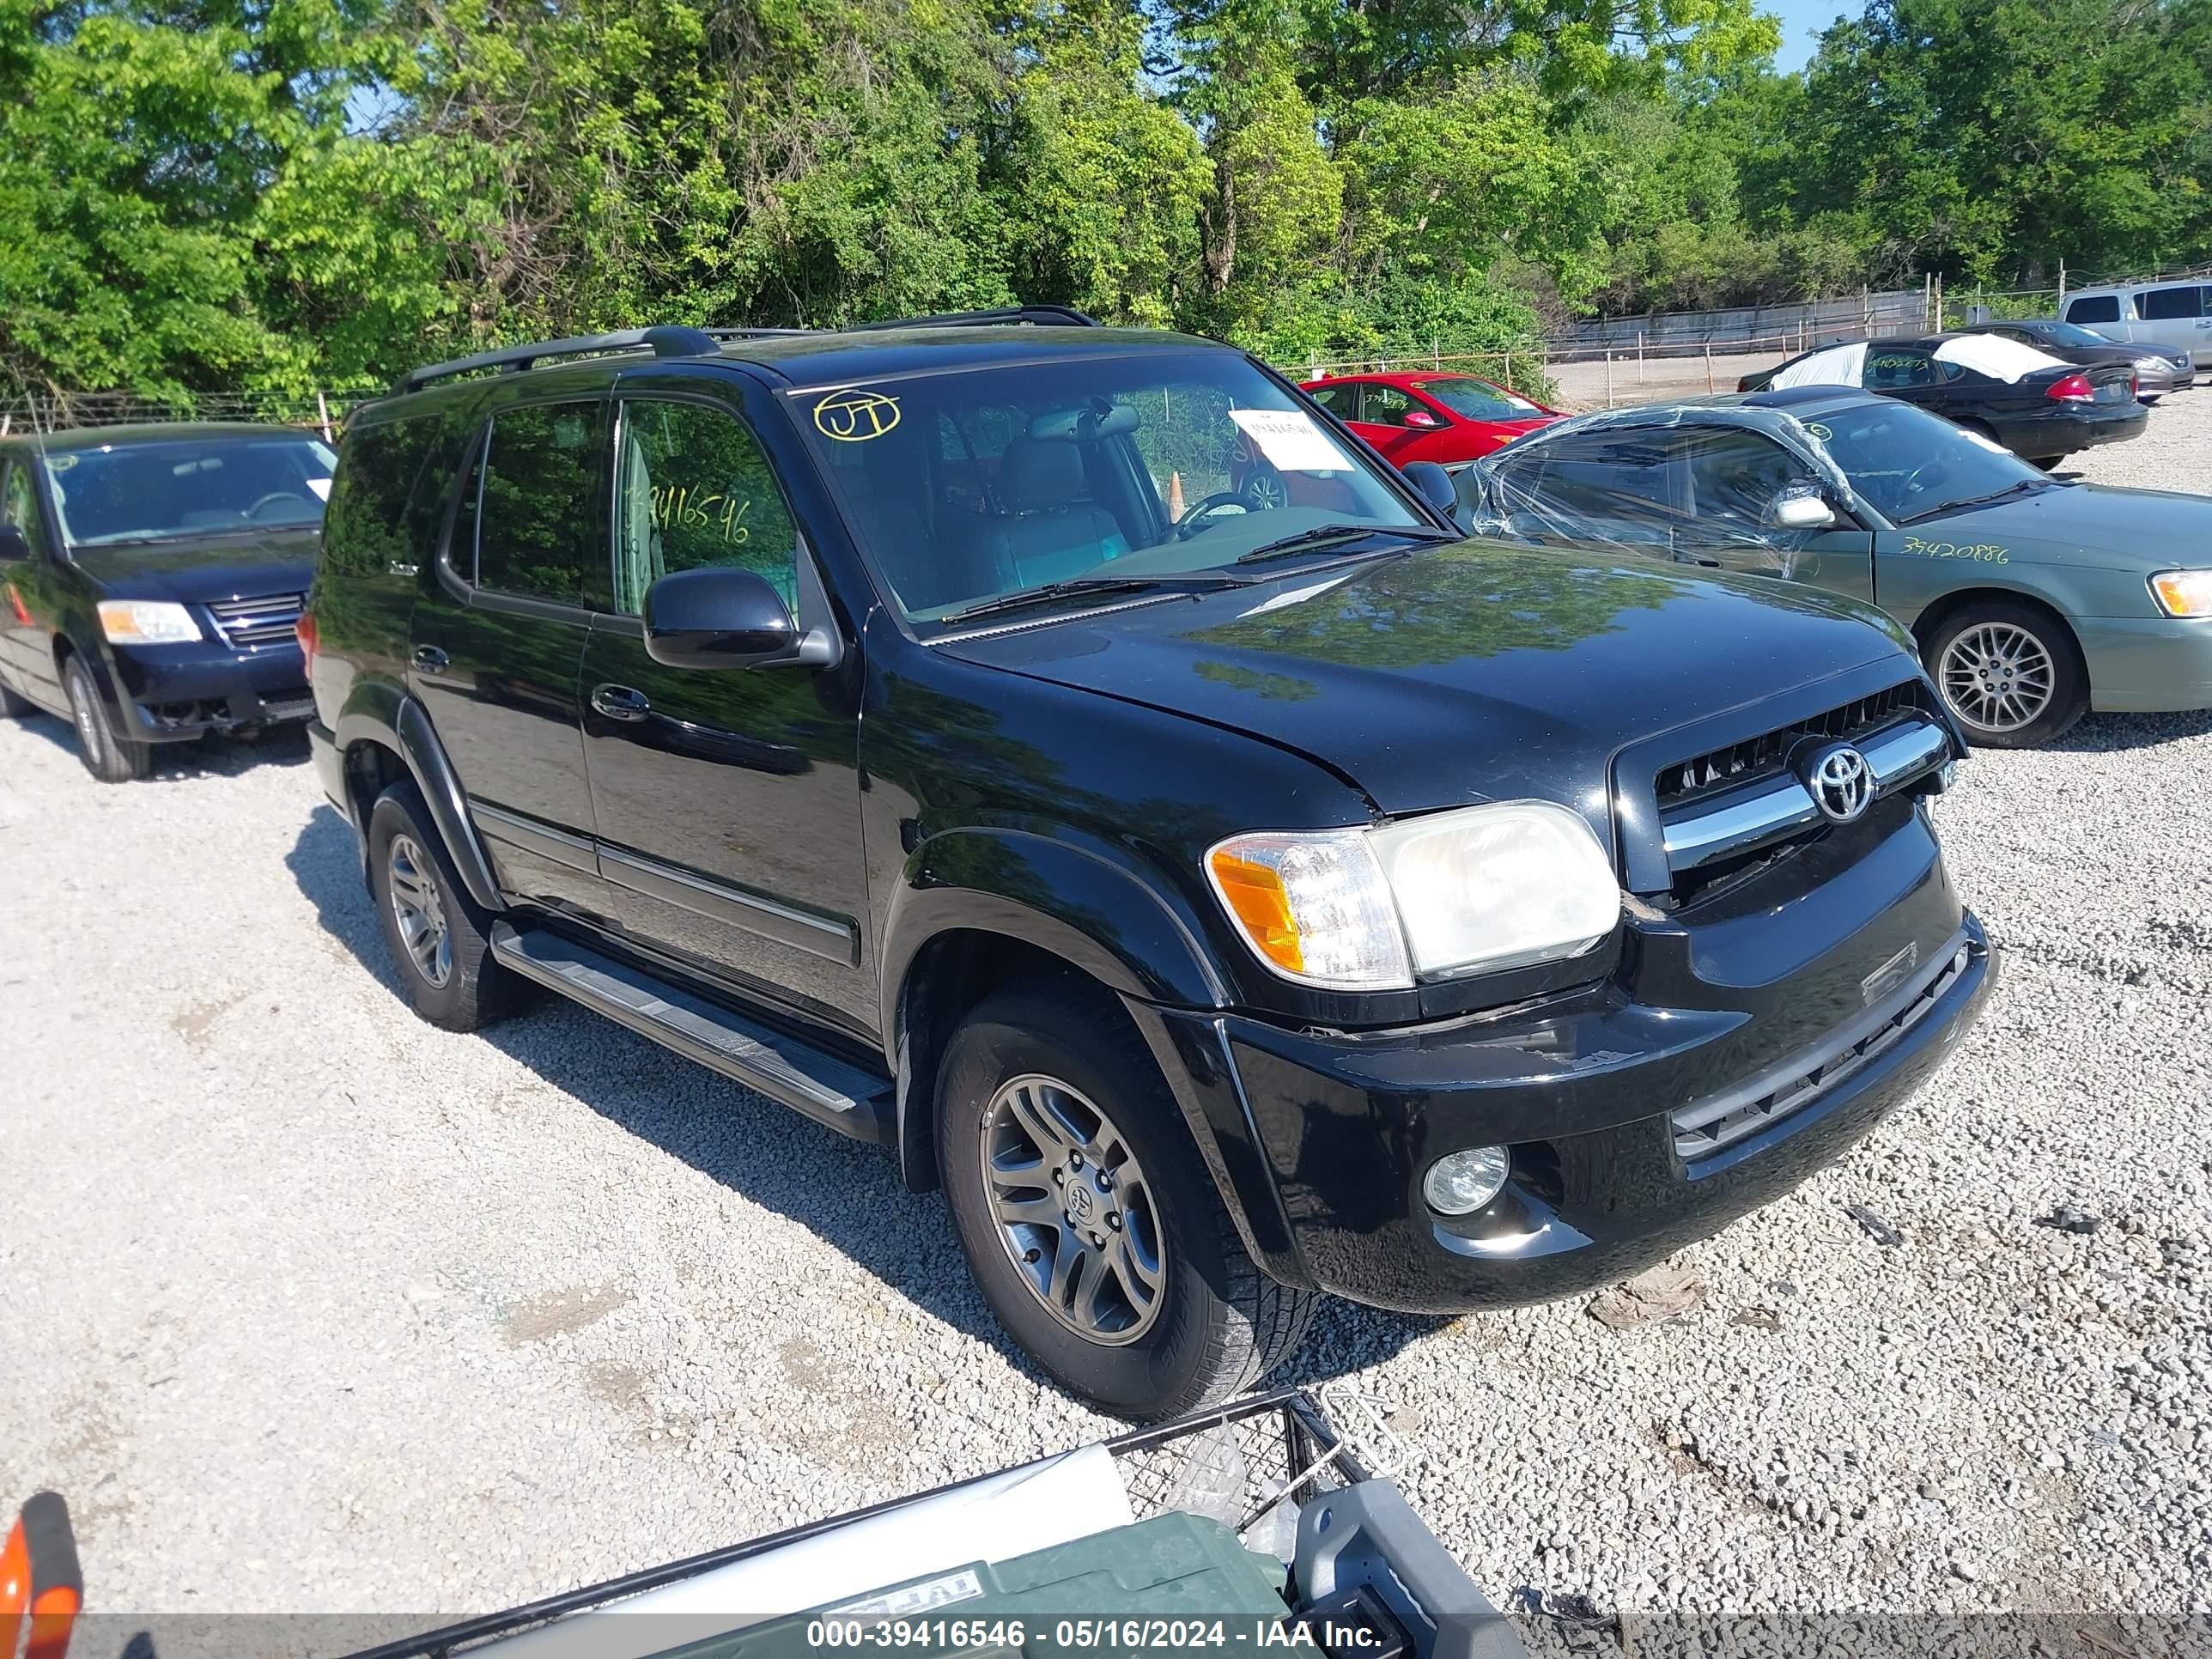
xmin=1766 ymin=0 xmax=1851 ymax=71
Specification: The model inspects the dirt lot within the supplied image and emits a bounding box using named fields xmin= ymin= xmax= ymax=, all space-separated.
xmin=3 ymin=395 xmax=2209 ymax=1642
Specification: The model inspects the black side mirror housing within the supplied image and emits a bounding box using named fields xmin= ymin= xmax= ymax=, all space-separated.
xmin=642 ymin=566 xmax=838 ymax=671
xmin=0 ymin=525 xmax=28 ymax=563
xmin=1401 ymin=461 xmax=1457 ymax=516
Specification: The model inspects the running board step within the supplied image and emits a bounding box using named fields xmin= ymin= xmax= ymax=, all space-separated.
xmin=489 ymin=922 xmax=891 ymax=1141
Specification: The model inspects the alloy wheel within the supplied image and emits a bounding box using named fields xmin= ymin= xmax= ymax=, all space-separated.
xmin=979 ymin=1073 xmax=1165 ymax=1346
xmin=1938 ymin=621 xmax=2055 ymax=734
xmin=386 ymin=834 xmax=453 ymax=988
xmin=1243 ymin=471 xmax=1287 ymax=513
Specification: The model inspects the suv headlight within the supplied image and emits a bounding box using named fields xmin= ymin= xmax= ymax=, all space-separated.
xmin=2149 ymin=570 xmax=2212 ymax=618
xmin=97 ymin=599 xmax=202 ymax=644
xmin=1205 ymin=801 xmax=1620 ymax=991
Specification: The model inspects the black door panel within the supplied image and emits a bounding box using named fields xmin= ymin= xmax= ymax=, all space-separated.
xmin=578 ymin=388 xmax=873 ymax=1038
xmin=410 ymin=394 xmax=614 ymax=916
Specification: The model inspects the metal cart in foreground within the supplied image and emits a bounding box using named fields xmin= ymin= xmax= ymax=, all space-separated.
xmin=338 ymin=1388 xmax=1528 ymax=1659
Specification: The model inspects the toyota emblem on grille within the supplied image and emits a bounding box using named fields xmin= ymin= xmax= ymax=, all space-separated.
xmin=1803 ymin=742 xmax=1875 ymax=824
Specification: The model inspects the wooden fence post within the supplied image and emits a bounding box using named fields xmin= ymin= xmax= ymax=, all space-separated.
xmin=316 ymin=390 xmax=333 ymax=442
xmin=1704 ymin=342 xmax=1714 ymax=393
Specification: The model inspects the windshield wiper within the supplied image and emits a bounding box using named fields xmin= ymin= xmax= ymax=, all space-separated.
xmin=1233 ymin=523 xmax=1457 ymax=566
xmin=1900 ymin=477 xmax=2052 ymax=524
xmin=937 ymin=572 xmax=1251 ymax=626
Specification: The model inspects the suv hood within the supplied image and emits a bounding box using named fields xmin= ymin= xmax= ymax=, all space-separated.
xmin=70 ymin=530 xmax=319 ymax=604
xmin=943 ymin=539 xmax=1911 ymax=830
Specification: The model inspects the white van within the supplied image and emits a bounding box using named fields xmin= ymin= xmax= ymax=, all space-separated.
xmin=2061 ymin=280 xmax=2212 ymax=364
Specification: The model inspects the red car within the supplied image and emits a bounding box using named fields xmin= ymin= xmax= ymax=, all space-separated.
xmin=1300 ymin=371 xmax=1561 ymax=468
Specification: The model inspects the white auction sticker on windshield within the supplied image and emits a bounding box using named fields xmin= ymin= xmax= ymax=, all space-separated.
xmin=1230 ymin=408 xmax=1349 ymax=473
xmin=307 ymin=477 xmax=332 ymax=500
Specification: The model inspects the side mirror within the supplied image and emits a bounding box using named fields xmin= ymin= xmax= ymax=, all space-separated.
xmin=0 ymin=525 xmax=28 ymax=563
xmin=642 ymin=566 xmax=836 ymax=670
xmin=1769 ymin=489 xmax=1838 ymax=532
xmin=1401 ymin=460 xmax=1458 ymax=515
xmin=1401 ymin=409 xmax=1443 ymax=429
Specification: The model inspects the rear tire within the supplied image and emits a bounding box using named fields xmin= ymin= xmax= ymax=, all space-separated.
xmin=367 ymin=781 xmax=517 ymax=1031
xmin=1923 ymin=598 xmax=2088 ymax=749
xmin=63 ymin=654 xmax=151 ymax=781
xmin=936 ymin=981 xmax=1315 ymax=1421
xmin=2029 ymin=455 xmax=2063 ymax=471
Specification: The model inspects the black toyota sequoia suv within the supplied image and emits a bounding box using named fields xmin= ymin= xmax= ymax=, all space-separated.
xmin=306 ymin=309 xmax=1995 ymax=1419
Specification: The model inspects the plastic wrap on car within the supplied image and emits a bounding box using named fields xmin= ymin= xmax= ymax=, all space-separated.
xmin=1451 ymin=400 xmax=1861 ymax=580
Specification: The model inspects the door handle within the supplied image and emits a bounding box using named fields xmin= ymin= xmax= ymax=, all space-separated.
xmin=412 ymin=645 xmax=449 ymax=674
xmin=591 ymin=684 xmax=651 ymax=722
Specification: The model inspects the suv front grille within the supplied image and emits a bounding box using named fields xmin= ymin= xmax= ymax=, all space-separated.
xmin=1656 ymin=681 xmax=1933 ymax=814
xmin=207 ymin=592 xmax=306 ymax=650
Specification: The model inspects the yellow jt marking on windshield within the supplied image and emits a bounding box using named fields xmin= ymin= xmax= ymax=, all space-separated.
xmin=1805 ymin=422 xmax=1833 ymax=442
xmin=1902 ymin=536 xmax=2009 ymax=564
xmin=814 ymin=388 xmax=902 ymax=441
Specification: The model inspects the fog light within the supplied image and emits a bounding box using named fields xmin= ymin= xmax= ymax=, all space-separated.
xmin=1425 ymin=1146 xmax=1510 ymax=1216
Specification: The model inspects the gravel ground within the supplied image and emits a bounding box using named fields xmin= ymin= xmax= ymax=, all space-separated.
xmin=3 ymin=396 xmax=2209 ymax=1644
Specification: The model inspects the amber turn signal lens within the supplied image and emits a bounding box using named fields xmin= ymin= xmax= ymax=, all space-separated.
xmin=2149 ymin=569 xmax=2212 ymax=618
xmin=1207 ymin=850 xmax=1304 ymax=975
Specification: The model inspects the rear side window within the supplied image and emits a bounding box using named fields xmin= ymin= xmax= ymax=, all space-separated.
xmin=1521 ymin=432 xmax=1684 ymax=544
xmin=469 ymin=402 xmax=611 ymax=610
xmin=2138 ymin=285 xmax=2204 ymax=321
xmin=324 ymin=416 xmax=441 ymax=580
xmin=2063 ymin=295 xmax=2121 ymax=324
xmin=1306 ymin=383 xmax=1359 ymax=419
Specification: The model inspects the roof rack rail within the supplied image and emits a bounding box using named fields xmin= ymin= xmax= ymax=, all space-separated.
xmin=394 ymin=305 xmax=1104 ymax=392
xmin=844 ymin=305 xmax=1103 ymax=332
xmin=398 ymin=325 xmax=723 ymax=391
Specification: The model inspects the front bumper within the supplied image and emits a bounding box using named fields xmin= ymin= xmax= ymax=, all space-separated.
xmin=1149 ymin=818 xmax=1993 ymax=1313
xmin=2081 ymin=616 xmax=2212 ymax=713
xmin=106 ymin=641 xmax=313 ymax=741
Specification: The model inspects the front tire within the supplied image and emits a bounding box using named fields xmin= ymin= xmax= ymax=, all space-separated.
xmin=1925 ymin=598 xmax=2088 ymax=748
xmin=367 ymin=781 xmax=516 ymax=1031
xmin=63 ymin=655 xmax=151 ymax=781
xmin=936 ymin=981 xmax=1315 ymax=1420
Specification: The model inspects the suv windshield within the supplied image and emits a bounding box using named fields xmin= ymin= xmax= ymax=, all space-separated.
xmin=1802 ymin=402 xmax=2051 ymax=523
xmin=792 ymin=351 xmax=1426 ymax=623
xmin=43 ymin=435 xmax=337 ymax=548
xmin=1411 ymin=377 xmax=1544 ymax=419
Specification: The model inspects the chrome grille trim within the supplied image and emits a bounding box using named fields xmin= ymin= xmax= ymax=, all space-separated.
xmin=1660 ymin=717 xmax=1951 ymax=873
xmin=1670 ymin=929 xmax=1973 ymax=1162
xmin=207 ymin=592 xmax=306 ymax=650
xmin=1655 ymin=680 xmax=1932 ymax=812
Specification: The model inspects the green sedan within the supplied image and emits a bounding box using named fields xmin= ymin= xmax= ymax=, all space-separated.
xmin=1457 ymin=386 xmax=2212 ymax=746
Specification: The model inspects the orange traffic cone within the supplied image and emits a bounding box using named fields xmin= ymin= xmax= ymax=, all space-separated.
xmin=1167 ymin=471 xmax=1185 ymax=520
xmin=1 ymin=1493 xmax=81 ymax=1659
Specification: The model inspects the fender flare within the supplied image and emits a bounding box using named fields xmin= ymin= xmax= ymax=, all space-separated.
xmin=331 ymin=682 xmax=504 ymax=912
xmin=878 ymin=827 xmax=1228 ymax=1037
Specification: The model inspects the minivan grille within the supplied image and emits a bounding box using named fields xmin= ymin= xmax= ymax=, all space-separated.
xmin=207 ymin=592 xmax=306 ymax=650
xmin=1655 ymin=681 xmax=1933 ymax=813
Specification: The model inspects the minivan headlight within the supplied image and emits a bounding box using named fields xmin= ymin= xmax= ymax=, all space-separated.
xmin=1205 ymin=801 xmax=1620 ymax=992
xmin=2149 ymin=569 xmax=2212 ymax=618
xmin=96 ymin=599 xmax=201 ymax=644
